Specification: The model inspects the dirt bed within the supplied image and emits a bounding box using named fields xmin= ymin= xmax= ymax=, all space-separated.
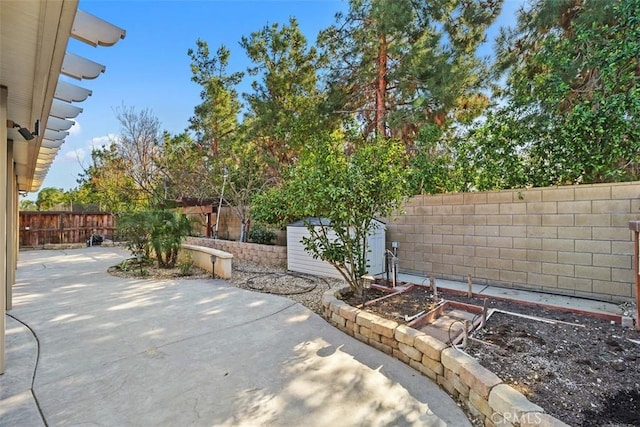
xmin=343 ymin=285 xmax=640 ymax=426
xmin=344 ymin=286 xmax=438 ymax=322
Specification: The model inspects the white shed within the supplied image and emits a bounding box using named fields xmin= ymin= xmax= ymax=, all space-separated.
xmin=287 ymin=218 xmax=386 ymax=279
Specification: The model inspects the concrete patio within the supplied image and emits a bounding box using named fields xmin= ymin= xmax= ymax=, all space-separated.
xmin=1 ymin=247 xmax=470 ymax=426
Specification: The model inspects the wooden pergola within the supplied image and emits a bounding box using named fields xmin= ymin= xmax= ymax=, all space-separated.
xmin=174 ymin=197 xmax=229 ymax=238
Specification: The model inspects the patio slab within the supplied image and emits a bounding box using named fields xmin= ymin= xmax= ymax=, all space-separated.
xmin=1 ymin=247 xmax=470 ymax=426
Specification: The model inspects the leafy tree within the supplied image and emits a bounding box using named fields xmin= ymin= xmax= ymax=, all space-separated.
xmin=451 ymin=110 xmax=529 ymax=191
xmin=19 ymin=199 xmax=37 ymax=211
xmin=77 ymin=142 xmax=142 ymax=212
xmin=493 ymin=0 xmax=640 ymax=185
xmin=223 ymin=138 xmax=273 ymax=242
xmin=186 ymin=39 xmax=273 ymax=241
xmin=407 ymin=124 xmax=459 ymax=194
xmin=65 ymin=185 xmax=100 ymax=212
xmin=157 ymin=132 xmax=215 ymax=203
xmin=241 ymin=18 xmax=327 ymax=177
xmin=77 ymin=106 xmax=165 ymax=210
xmin=252 ymin=134 xmax=409 ymax=293
xmin=36 ymin=187 xmax=67 ymax=211
xmin=187 ymin=40 xmax=243 ymax=155
xmin=318 ymin=0 xmax=502 ymax=146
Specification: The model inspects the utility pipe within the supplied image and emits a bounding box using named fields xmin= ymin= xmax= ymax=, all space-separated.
xmin=214 ymin=166 xmax=228 ymax=240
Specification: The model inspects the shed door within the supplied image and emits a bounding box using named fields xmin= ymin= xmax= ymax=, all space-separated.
xmin=366 ymin=229 xmax=385 ymax=275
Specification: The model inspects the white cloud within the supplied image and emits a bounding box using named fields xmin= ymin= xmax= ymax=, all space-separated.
xmin=89 ymin=134 xmax=116 ymax=150
xmin=67 ymin=119 xmax=81 ymax=136
xmin=64 ymin=148 xmax=85 ymax=162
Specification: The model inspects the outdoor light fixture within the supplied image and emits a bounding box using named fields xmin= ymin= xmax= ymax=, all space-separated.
xmin=361 ymin=274 xmax=375 ymax=306
xmin=6 ymin=119 xmax=39 ymax=141
xmin=362 ymin=274 xmax=375 ymax=289
xmin=210 ymin=254 xmax=217 ymax=279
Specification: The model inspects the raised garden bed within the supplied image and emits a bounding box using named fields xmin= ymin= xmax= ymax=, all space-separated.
xmin=335 ymin=282 xmax=640 ymax=426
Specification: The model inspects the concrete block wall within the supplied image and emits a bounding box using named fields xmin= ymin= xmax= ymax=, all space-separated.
xmin=386 ymin=182 xmax=640 ymax=302
xmin=322 ymin=288 xmax=569 ymax=427
xmin=185 ymin=237 xmax=287 ymax=267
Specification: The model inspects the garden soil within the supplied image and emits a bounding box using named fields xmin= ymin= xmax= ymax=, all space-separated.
xmin=344 ymin=285 xmax=640 ymax=426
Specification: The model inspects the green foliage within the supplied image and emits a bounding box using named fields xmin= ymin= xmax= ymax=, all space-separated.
xmin=116 ymin=211 xmax=154 ymax=259
xmin=247 ymin=225 xmax=277 ymax=245
xmin=249 ymin=184 xmax=298 ymax=229
xmin=241 ymin=18 xmax=328 ymax=177
xmin=407 ymin=125 xmax=459 ymax=194
xmin=177 ymin=253 xmax=194 ymax=276
xmin=185 ymin=39 xmax=274 ymax=241
xmin=19 ymin=199 xmax=37 ymax=211
xmin=149 ymin=210 xmax=193 ymax=269
xmin=453 ymin=111 xmax=529 ymax=191
xmin=77 ymin=142 xmax=146 ymax=212
xmin=35 ymin=187 xmax=67 ymax=211
xmin=318 ymin=0 xmax=502 ymax=145
xmin=187 ymin=40 xmax=243 ymax=149
xmin=252 ymin=134 xmax=409 ymax=292
xmin=118 ymin=257 xmax=150 ymax=277
xmin=491 ymin=0 xmax=640 ymax=185
xmin=75 ymin=106 xmax=163 ymax=211
xmin=157 ymin=132 xmax=217 ymax=202
xmin=117 ymin=210 xmax=192 ymax=268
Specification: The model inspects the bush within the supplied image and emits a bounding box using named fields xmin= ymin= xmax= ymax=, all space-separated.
xmin=117 ymin=209 xmax=193 ymax=268
xmin=149 ymin=210 xmax=193 ymax=268
xmin=177 ymin=253 xmax=194 ymax=276
xmin=116 ymin=211 xmax=154 ymax=260
xmin=247 ymin=225 xmax=277 ymax=245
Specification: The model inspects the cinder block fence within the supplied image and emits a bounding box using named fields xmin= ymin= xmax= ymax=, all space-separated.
xmin=386 ymin=182 xmax=640 ymax=302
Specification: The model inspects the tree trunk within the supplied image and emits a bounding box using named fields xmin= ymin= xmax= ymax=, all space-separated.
xmin=239 ymin=219 xmax=247 ymax=243
xmin=375 ymin=32 xmax=388 ymax=137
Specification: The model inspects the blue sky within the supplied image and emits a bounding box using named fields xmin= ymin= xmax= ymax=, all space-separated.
xmin=34 ymin=0 xmax=523 ymax=198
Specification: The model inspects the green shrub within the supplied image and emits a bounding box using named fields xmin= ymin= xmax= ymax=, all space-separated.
xmin=247 ymin=225 xmax=277 ymax=245
xmin=116 ymin=211 xmax=154 ymax=260
xmin=117 ymin=209 xmax=193 ymax=269
xmin=149 ymin=210 xmax=193 ymax=268
xmin=177 ymin=253 xmax=194 ymax=276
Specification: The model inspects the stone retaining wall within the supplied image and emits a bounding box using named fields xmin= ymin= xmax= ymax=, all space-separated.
xmin=322 ymin=287 xmax=568 ymax=427
xmin=185 ymin=237 xmax=287 ymax=267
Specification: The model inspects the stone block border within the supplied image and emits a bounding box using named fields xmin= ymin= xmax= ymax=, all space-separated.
xmin=185 ymin=236 xmax=286 ymax=267
xmin=322 ymin=287 xmax=569 ymax=427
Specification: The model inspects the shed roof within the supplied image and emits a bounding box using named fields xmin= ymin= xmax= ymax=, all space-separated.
xmin=288 ymin=217 xmax=385 ymax=227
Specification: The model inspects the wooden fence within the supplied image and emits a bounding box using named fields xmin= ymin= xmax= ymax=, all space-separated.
xmin=19 ymin=211 xmax=116 ymax=248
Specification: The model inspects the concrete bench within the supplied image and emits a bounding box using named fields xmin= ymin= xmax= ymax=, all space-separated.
xmin=181 ymin=243 xmax=233 ymax=279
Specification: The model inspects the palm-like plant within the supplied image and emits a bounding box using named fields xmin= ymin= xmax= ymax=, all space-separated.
xmin=149 ymin=210 xmax=193 ymax=268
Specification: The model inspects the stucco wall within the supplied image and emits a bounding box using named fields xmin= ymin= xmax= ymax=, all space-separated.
xmin=386 ymin=182 xmax=640 ymax=302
